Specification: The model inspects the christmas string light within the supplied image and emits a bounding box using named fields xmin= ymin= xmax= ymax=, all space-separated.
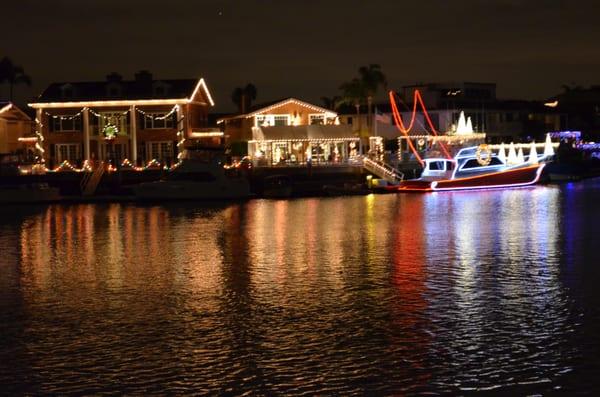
xmin=136 ymin=104 xmax=178 ymax=120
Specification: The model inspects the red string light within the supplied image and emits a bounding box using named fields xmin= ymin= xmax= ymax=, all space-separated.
xmin=389 ymin=89 xmax=453 ymax=164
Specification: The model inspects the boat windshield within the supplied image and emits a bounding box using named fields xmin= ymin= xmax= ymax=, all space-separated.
xmin=460 ymin=157 xmax=504 ymax=170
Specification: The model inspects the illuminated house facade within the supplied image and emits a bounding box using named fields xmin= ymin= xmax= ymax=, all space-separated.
xmin=28 ymin=71 xmax=220 ymax=166
xmin=219 ymin=98 xmax=361 ymax=166
xmin=0 ymin=102 xmax=33 ymax=155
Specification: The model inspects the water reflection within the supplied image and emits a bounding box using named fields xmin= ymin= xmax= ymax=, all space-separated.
xmin=0 ymin=183 xmax=598 ymax=394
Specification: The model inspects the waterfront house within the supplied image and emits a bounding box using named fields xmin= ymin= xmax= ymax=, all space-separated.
xmin=28 ymin=71 xmax=220 ymax=167
xmin=0 ymin=102 xmax=34 ymax=155
xmin=218 ymin=98 xmax=361 ymax=166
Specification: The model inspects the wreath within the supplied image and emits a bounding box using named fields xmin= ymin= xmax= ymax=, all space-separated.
xmin=476 ymin=144 xmax=492 ymax=166
xmin=103 ymin=123 xmax=119 ymax=140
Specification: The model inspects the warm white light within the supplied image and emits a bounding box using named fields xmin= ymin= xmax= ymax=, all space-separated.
xmin=455 ymin=111 xmax=474 ymax=135
xmin=507 ymin=142 xmax=518 ymax=164
xmin=497 ymin=142 xmax=506 ymax=164
xmin=544 ymin=133 xmax=555 ymax=157
xmin=189 ymin=131 xmax=224 ymax=138
xmin=517 ymin=147 xmax=525 ymax=163
xmin=529 ymin=141 xmax=538 ymax=164
xmin=0 ymin=103 xmax=12 ymax=114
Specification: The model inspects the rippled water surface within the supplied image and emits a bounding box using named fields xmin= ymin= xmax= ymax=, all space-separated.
xmin=2 ymin=181 xmax=600 ymax=395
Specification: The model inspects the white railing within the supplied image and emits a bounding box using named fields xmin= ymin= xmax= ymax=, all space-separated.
xmin=81 ymin=161 xmax=105 ymax=196
xmin=363 ymin=157 xmax=404 ymax=184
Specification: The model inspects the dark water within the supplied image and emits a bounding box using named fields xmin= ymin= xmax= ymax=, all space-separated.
xmin=2 ymin=181 xmax=600 ymax=395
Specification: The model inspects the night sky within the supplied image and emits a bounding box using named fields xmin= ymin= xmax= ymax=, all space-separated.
xmin=2 ymin=0 xmax=599 ymax=111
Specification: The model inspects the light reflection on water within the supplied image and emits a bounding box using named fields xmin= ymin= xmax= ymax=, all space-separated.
xmin=1 ymin=182 xmax=600 ymax=394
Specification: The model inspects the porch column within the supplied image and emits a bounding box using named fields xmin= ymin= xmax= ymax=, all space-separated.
xmin=82 ymin=108 xmax=90 ymax=161
xmin=36 ymin=108 xmax=44 ymax=161
xmin=176 ymin=104 xmax=184 ymax=158
xmin=130 ymin=105 xmax=137 ymax=163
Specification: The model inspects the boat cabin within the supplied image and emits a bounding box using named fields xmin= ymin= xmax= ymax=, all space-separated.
xmin=420 ymin=158 xmax=456 ymax=180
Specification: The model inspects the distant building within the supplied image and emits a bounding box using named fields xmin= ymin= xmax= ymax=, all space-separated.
xmin=399 ymin=82 xmax=564 ymax=142
xmin=547 ymin=85 xmax=600 ymax=139
xmin=338 ymin=82 xmax=565 ymax=144
xmin=0 ymin=102 xmax=33 ymax=155
xmin=28 ymin=71 xmax=220 ymax=167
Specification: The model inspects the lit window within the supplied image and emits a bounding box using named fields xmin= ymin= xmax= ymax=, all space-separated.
xmin=273 ymin=115 xmax=289 ymax=126
xmin=52 ymin=115 xmax=81 ymax=131
xmin=309 ymin=115 xmax=325 ymax=125
xmin=144 ymin=113 xmax=174 ymax=129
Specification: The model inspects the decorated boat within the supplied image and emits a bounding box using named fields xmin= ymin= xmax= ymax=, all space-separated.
xmin=386 ymin=138 xmax=555 ymax=192
xmin=382 ymin=89 xmax=557 ymax=192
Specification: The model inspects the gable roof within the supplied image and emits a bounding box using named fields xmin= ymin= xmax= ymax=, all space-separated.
xmin=219 ymin=97 xmax=337 ymax=122
xmin=0 ymin=102 xmax=32 ymax=121
xmin=29 ymin=78 xmax=214 ymax=108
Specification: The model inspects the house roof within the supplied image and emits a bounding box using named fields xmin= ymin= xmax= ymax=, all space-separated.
xmin=0 ymin=102 xmax=32 ymax=121
xmin=29 ymin=78 xmax=214 ymax=108
xmin=219 ymin=97 xmax=337 ymax=122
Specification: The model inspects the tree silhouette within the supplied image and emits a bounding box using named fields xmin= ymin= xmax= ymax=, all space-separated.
xmin=339 ymin=64 xmax=387 ymax=133
xmin=320 ymin=95 xmax=341 ymax=111
xmin=231 ymin=83 xmax=257 ymax=113
xmin=358 ymin=64 xmax=387 ymax=132
xmin=0 ymin=57 xmax=32 ymax=101
xmin=339 ymin=78 xmax=367 ymax=132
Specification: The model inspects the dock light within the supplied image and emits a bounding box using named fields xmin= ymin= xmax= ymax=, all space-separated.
xmin=366 ymin=175 xmax=373 ymax=189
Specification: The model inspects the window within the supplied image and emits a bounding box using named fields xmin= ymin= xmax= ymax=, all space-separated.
xmin=273 ymin=115 xmax=289 ymax=126
xmin=309 ymin=114 xmax=325 ymax=125
xmin=55 ymin=143 xmax=80 ymax=163
xmin=148 ymin=141 xmax=173 ymax=161
xmin=428 ymin=161 xmax=445 ymax=171
xmin=255 ymin=115 xmax=267 ymax=127
xmin=52 ymin=115 xmax=81 ymax=131
xmin=255 ymin=114 xmax=290 ymax=127
xmin=145 ymin=113 xmax=174 ymax=129
xmin=461 ymin=157 xmax=503 ymax=169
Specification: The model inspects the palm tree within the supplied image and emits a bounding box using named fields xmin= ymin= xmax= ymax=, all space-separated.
xmin=339 ymin=78 xmax=367 ymax=133
xmin=0 ymin=57 xmax=32 ymax=101
xmin=231 ymin=83 xmax=257 ymax=113
xmin=358 ymin=64 xmax=387 ymax=132
xmin=320 ymin=95 xmax=341 ymax=111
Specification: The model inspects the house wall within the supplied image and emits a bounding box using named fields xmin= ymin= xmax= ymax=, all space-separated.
xmin=224 ymin=101 xmax=335 ymax=143
xmin=38 ymin=103 xmax=210 ymax=165
xmin=0 ymin=114 xmax=33 ymax=154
